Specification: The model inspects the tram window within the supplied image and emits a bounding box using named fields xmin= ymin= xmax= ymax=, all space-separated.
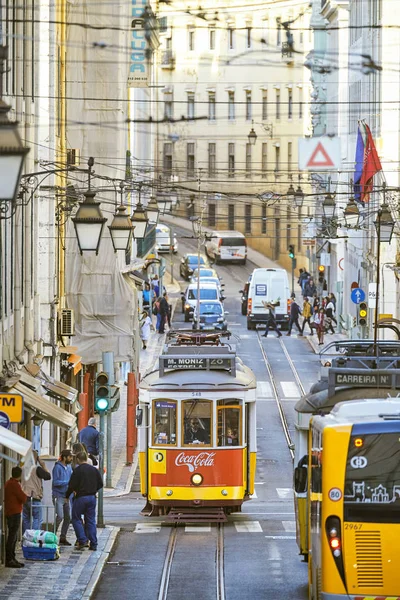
xmin=183 ymin=400 xmax=212 ymax=445
xmin=153 ymin=400 xmax=177 ymax=445
xmin=217 ymin=399 xmax=241 ymax=446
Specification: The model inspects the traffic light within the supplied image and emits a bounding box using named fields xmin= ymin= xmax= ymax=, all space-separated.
xmin=288 ymin=244 xmax=295 ymax=259
xmin=318 ymin=265 xmax=325 ymax=283
xmin=95 ymin=371 xmax=110 ymax=412
xmin=358 ymin=301 xmax=368 ymax=327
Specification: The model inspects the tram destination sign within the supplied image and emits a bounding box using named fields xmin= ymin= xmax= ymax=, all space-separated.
xmin=165 ymin=357 xmax=231 ymax=370
xmin=334 ymin=373 xmax=392 ymax=386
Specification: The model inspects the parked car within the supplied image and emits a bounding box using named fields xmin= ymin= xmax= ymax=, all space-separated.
xmin=192 ymin=300 xmax=228 ymax=331
xmin=205 ymin=230 xmax=247 ymax=265
xmin=155 ymin=224 xmax=178 ymax=254
xmin=181 ymin=282 xmax=224 ymax=321
xmin=179 ymin=253 xmax=209 ymax=280
xmin=239 ymin=281 xmax=250 ymax=316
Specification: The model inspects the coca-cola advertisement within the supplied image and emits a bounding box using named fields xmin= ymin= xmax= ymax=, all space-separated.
xmin=151 ymin=449 xmax=243 ymax=486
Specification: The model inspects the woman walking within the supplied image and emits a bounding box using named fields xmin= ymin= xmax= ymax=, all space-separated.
xmin=140 ymin=311 xmax=152 ymax=350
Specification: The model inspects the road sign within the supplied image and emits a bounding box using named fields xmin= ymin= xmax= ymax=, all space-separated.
xmin=368 ymin=283 xmax=377 ymax=308
xmin=0 ymin=394 xmax=24 ymax=422
xmin=298 ymin=137 xmax=341 ymax=171
xmin=303 ymin=239 xmax=316 ymax=246
xmin=351 ymin=288 xmax=365 ymax=304
xmin=0 ymin=411 xmax=10 ymax=429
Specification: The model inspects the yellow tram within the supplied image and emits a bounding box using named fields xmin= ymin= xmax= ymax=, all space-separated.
xmin=137 ymin=331 xmax=257 ymax=520
xmin=303 ymin=398 xmax=400 ymax=599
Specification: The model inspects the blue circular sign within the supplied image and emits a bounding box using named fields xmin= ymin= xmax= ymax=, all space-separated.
xmin=0 ymin=411 xmax=10 ymax=429
xmin=351 ymin=288 xmax=365 ymax=304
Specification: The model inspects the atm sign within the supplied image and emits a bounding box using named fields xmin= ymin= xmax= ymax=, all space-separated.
xmin=0 ymin=394 xmax=24 ymax=423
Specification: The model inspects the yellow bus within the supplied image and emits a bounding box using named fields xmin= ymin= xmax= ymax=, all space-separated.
xmin=298 ymin=398 xmax=400 ymax=600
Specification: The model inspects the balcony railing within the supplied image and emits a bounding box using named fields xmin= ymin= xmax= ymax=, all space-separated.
xmin=161 ymin=50 xmax=175 ymax=69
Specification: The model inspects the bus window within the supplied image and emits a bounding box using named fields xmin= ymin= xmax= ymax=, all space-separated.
xmin=344 ymin=431 xmax=400 ymax=522
xmin=217 ymin=399 xmax=241 ymax=446
xmin=153 ymin=400 xmax=177 ymax=445
xmin=183 ymin=400 xmax=212 ymax=445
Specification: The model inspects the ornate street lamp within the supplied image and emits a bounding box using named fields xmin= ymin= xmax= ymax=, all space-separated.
xmin=146 ymin=196 xmax=160 ymax=225
xmin=373 ymin=198 xmax=394 ymax=356
xmin=72 ymin=190 xmax=107 ymax=254
xmin=0 ymin=101 xmax=30 ymax=210
xmin=247 ymin=127 xmax=257 ymax=146
xmin=343 ymin=195 xmax=360 ymax=229
xmin=322 ymin=192 xmax=335 ymax=219
xmin=294 ymin=184 xmax=304 ymax=209
xmin=108 ymin=204 xmax=135 ymax=252
xmin=287 ymin=184 xmax=296 ymax=206
xmin=157 ymin=194 xmax=172 ymax=215
xmin=130 ymin=200 xmax=148 ymax=240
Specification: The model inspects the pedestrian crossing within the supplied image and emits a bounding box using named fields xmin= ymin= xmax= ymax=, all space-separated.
xmin=256 ymin=381 xmax=300 ymax=400
xmin=133 ymin=520 xmax=296 ymax=535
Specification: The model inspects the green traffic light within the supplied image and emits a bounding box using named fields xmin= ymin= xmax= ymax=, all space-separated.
xmin=96 ymin=398 xmax=109 ymax=411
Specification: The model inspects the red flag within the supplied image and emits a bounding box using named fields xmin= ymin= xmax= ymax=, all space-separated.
xmin=360 ymin=124 xmax=382 ymax=202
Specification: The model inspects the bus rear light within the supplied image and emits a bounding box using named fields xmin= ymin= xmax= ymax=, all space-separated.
xmin=330 ymin=537 xmax=340 ymax=550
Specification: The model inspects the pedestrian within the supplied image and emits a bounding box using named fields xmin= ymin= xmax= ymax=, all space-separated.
xmin=78 ymin=417 xmax=100 ymax=464
xmin=303 ymin=277 xmax=317 ymax=298
xmin=5 ymin=466 xmax=27 ymax=568
xmin=167 ymin=302 xmax=172 ymax=329
xmin=312 ymin=293 xmax=320 ymax=314
xmin=287 ymin=298 xmax=302 ymax=336
xmin=142 ymin=282 xmax=151 ymax=311
xmin=52 ymin=449 xmax=73 ymax=545
xmin=311 ymin=308 xmax=325 ymax=345
xmin=158 ymin=291 xmax=169 ymax=334
xmin=301 ymin=297 xmax=314 ymax=335
xmin=140 ymin=310 xmax=152 ymax=349
xmin=151 ymin=275 xmax=160 ymax=298
xmin=261 ymin=300 xmax=282 ymax=338
xmin=325 ymin=297 xmax=336 ymax=334
xmin=153 ymin=296 xmax=162 ymax=332
xmin=298 ymin=268 xmax=310 ymax=293
xmin=21 ymin=450 xmax=51 ymax=534
xmin=326 ymin=293 xmax=338 ymax=329
xmin=72 ymin=443 xmax=93 ymax=467
xmin=66 ymin=451 xmax=103 ymax=551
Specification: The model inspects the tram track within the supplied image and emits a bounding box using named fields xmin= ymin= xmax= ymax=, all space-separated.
xmin=257 ymin=332 xmax=308 ymax=461
xmin=158 ymin=524 xmax=226 ymax=600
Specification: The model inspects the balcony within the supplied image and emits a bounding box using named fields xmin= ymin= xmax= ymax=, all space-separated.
xmin=161 ymin=50 xmax=176 ymax=69
xmin=281 ymin=42 xmax=294 ymax=64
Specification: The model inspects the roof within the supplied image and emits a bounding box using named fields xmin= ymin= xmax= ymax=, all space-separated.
xmin=295 ymin=386 xmax=399 ymax=414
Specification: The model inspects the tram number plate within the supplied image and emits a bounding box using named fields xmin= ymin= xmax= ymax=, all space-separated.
xmin=165 ymin=357 xmax=231 ymax=370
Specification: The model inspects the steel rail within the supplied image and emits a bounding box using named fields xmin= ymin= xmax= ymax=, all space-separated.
xmin=158 ymin=526 xmax=178 ymax=600
xmin=257 ymin=332 xmax=295 ymax=460
xmin=216 ymin=524 xmax=226 ymax=600
xmin=278 ymin=338 xmax=307 ymax=397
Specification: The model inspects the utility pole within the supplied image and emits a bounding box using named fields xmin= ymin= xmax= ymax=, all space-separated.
xmin=102 ymin=351 xmax=114 ymax=488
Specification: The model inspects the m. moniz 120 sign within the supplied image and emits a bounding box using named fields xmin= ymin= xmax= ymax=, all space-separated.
xmin=164 ymin=357 xmax=231 ymax=370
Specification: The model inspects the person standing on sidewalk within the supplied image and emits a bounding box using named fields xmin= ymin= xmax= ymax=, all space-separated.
xmin=140 ymin=311 xmax=152 ymax=349
xmin=78 ymin=417 xmax=100 ymax=464
xmin=287 ymin=298 xmax=302 ymax=336
xmin=158 ymin=292 xmax=169 ymax=334
xmin=22 ymin=451 xmax=51 ymax=533
xmin=5 ymin=466 xmax=27 ymax=568
xmin=66 ymin=451 xmax=103 ymax=551
xmin=301 ymin=297 xmax=313 ymax=335
xmin=52 ymin=449 xmax=73 ymax=545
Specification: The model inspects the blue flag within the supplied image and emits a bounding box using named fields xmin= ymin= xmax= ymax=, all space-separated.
xmin=354 ymin=125 xmax=365 ymax=203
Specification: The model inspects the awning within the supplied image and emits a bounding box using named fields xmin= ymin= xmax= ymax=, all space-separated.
xmin=0 ymin=427 xmax=32 ymax=459
xmin=58 ymin=345 xmax=78 ymax=355
xmin=68 ymin=354 xmax=82 ymax=376
xmin=13 ymin=382 xmax=77 ymax=431
xmin=24 ymin=364 xmax=79 ymax=405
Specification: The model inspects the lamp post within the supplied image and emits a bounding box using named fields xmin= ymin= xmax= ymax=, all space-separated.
xmin=0 ymin=101 xmax=30 ymax=217
xmin=146 ymin=196 xmax=160 ymax=225
xmin=130 ymin=199 xmax=148 ymax=240
xmin=72 ymin=190 xmax=107 ymax=254
xmin=373 ymin=198 xmax=394 ymax=355
xmin=294 ymin=183 xmax=304 ymax=209
xmin=247 ymin=127 xmax=257 ymax=146
xmin=108 ymin=204 xmax=135 ymax=252
xmin=343 ymin=195 xmax=360 ymax=229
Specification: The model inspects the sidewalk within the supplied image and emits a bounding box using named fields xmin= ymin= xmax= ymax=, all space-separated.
xmin=307 ymin=332 xmax=349 ymax=354
xmin=0 ymin=527 xmax=118 ymax=600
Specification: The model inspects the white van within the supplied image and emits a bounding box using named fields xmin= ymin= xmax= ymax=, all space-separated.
xmin=246 ymin=268 xmax=291 ymax=330
xmin=155 ymin=224 xmax=178 ymax=254
xmin=205 ymin=231 xmax=247 ymax=265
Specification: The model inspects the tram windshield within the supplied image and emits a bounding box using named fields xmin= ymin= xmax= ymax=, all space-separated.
xmin=344 ymin=431 xmax=400 ymax=522
xmin=153 ymin=400 xmax=177 ymax=445
xmin=217 ymin=399 xmax=241 ymax=446
xmin=183 ymin=400 xmax=212 ymax=445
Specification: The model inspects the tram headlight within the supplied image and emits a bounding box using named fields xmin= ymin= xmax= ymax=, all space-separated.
xmin=329 ymin=528 xmax=338 ymax=537
xmin=191 ymin=473 xmax=203 ymax=486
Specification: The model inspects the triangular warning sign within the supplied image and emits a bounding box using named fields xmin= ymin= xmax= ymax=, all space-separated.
xmin=306 ymin=142 xmax=334 ymax=168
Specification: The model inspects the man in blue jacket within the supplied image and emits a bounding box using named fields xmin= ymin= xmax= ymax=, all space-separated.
xmin=52 ymin=449 xmax=73 ymax=545
xmin=78 ymin=418 xmax=100 ymax=461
